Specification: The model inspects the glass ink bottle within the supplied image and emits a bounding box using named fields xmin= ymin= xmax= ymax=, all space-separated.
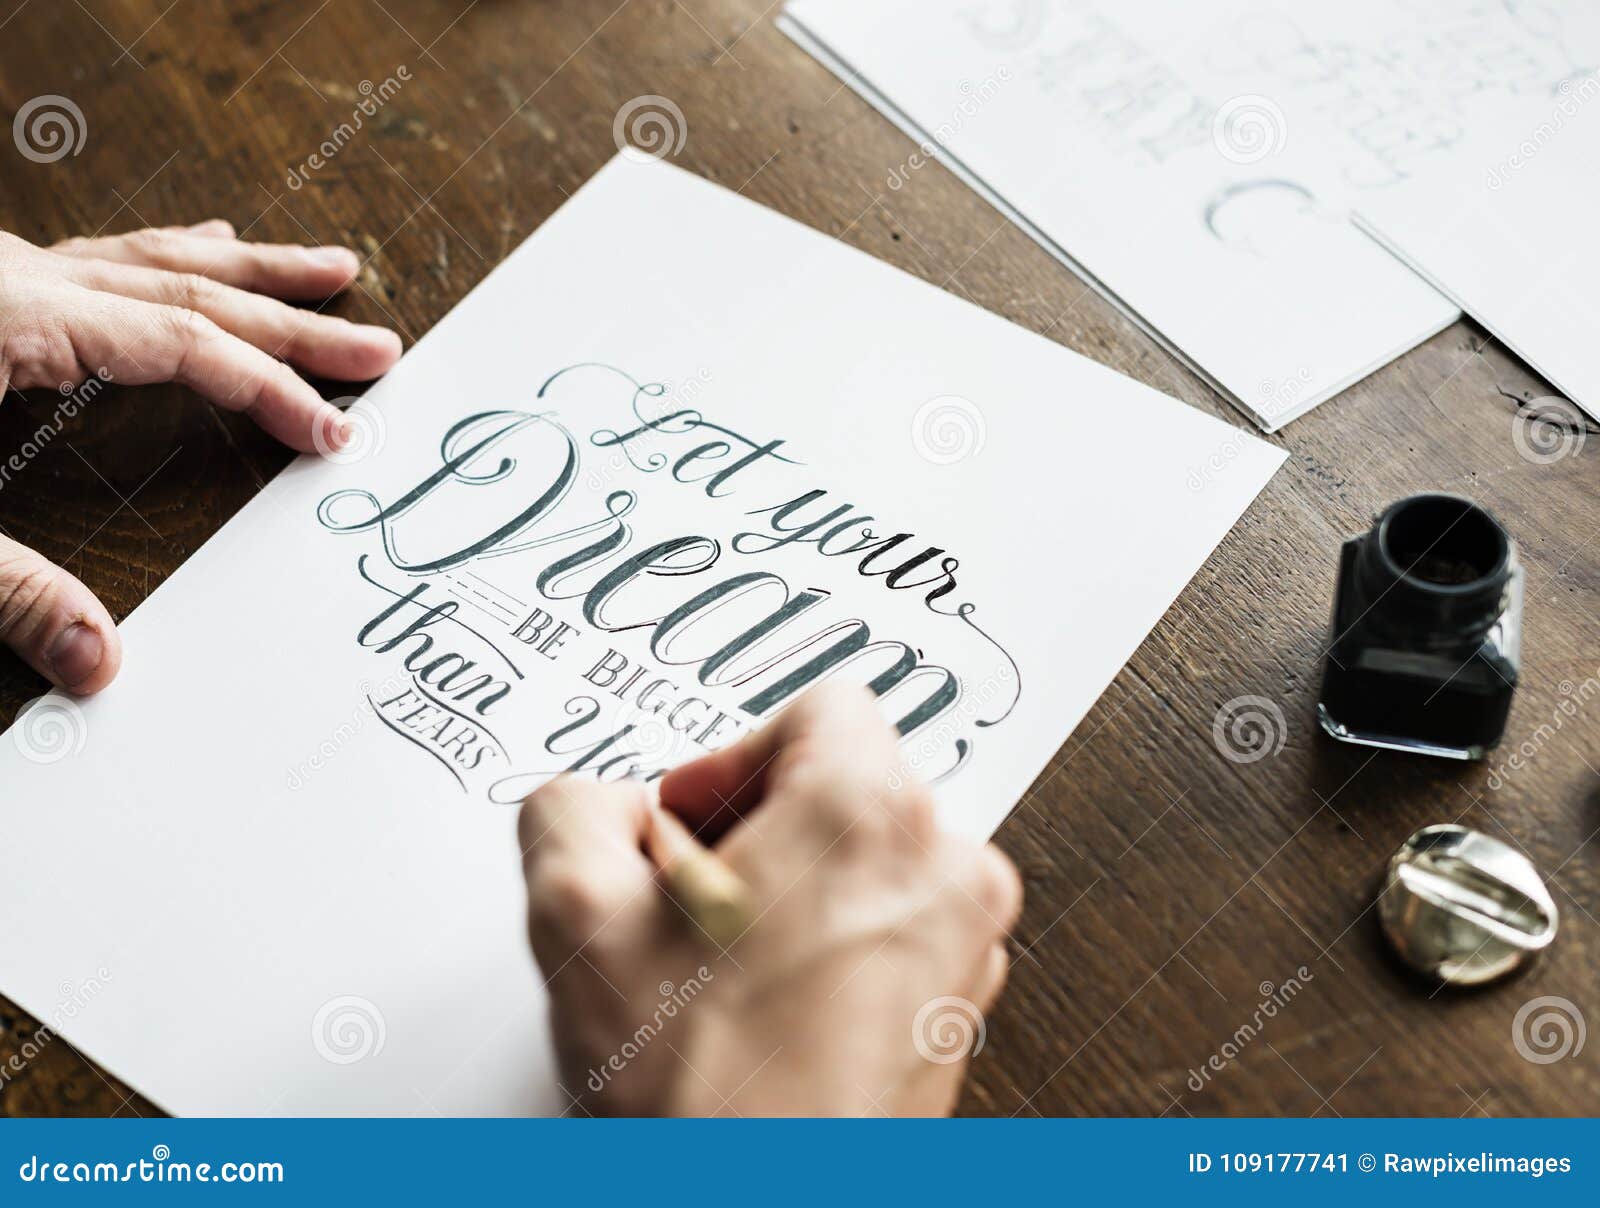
xmin=1317 ymin=494 xmax=1522 ymax=760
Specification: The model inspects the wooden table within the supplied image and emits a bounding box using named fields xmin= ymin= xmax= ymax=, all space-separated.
xmin=1 ymin=0 xmax=1595 ymax=1118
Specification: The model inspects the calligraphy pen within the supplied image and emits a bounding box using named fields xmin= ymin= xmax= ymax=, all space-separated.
xmin=646 ymin=805 xmax=754 ymax=950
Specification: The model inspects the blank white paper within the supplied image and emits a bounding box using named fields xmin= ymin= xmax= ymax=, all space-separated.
xmin=1357 ymin=72 xmax=1600 ymax=421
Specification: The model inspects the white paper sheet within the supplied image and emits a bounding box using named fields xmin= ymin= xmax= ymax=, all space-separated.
xmin=0 ymin=155 xmax=1283 ymax=1116
xmin=780 ymin=1 xmax=1596 ymax=429
xmin=1356 ymin=73 xmax=1600 ymax=421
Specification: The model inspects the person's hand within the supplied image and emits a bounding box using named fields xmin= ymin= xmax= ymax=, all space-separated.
xmin=518 ymin=683 xmax=1022 ymax=1116
xmin=0 ymin=221 xmax=401 ymax=695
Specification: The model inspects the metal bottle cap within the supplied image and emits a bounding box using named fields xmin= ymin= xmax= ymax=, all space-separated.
xmin=1378 ymin=824 xmax=1558 ymax=985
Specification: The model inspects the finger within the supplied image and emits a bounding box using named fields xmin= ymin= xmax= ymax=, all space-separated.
xmin=968 ymin=942 xmax=1010 ymax=1014
xmin=519 ymin=777 xmax=657 ymax=953
xmin=660 ymin=681 xmax=896 ymax=839
xmin=0 ymin=533 xmax=121 ymax=695
xmin=186 ymin=220 xmax=236 ymax=239
xmin=51 ymin=227 xmax=360 ymax=300
xmin=971 ymin=844 xmax=1024 ymax=936
xmin=64 ymin=288 xmax=351 ymax=454
xmin=60 ymin=257 xmax=400 ymax=380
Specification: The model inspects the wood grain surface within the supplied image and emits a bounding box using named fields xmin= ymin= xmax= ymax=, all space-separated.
xmin=0 ymin=0 xmax=1594 ymax=1118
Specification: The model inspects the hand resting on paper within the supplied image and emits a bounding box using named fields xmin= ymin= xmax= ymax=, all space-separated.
xmin=0 ymin=221 xmax=401 ymax=695
xmin=519 ymin=682 xmax=1022 ymax=1117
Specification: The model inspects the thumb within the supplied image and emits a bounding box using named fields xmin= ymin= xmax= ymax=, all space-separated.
xmin=0 ymin=533 xmax=121 ymax=694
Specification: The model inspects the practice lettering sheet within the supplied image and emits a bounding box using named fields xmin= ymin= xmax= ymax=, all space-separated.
xmin=782 ymin=0 xmax=1600 ymax=428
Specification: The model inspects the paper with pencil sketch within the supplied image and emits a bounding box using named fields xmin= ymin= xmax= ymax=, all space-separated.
xmin=780 ymin=0 xmax=1598 ymax=429
xmin=1356 ymin=73 xmax=1600 ymax=422
xmin=0 ymin=154 xmax=1282 ymax=1116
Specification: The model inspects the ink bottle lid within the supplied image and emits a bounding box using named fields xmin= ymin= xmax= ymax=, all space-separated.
xmin=1378 ymin=824 xmax=1557 ymax=985
xmin=1317 ymin=494 xmax=1522 ymax=760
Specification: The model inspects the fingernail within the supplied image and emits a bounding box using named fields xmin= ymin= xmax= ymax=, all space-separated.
xmin=49 ymin=623 xmax=104 ymax=689
xmin=361 ymin=326 xmax=403 ymax=353
xmin=307 ymin=247 xmax=359 ymax=272
xmin=332 ymin=416 xmax=354 ymax=449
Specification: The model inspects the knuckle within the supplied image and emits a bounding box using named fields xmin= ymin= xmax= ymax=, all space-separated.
xmin=888 ymin=779 xmax=939 ymax=843
xmin=787 ymin=679 xmax=873 ymax=730
xmin=129 ymin=228 xmax=175 ymax=258
xmin=0 ymin=317 xmax=78 ymax=392
xmin=169 ymin=306 xmax=217 ymax=347
xmin=526 ymin=865 xmax=607 ymax=942
xmin=0 ymin=557 xmax=62 ymax=638
xmin=164 ymin=272 xmax=215 ymax=312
